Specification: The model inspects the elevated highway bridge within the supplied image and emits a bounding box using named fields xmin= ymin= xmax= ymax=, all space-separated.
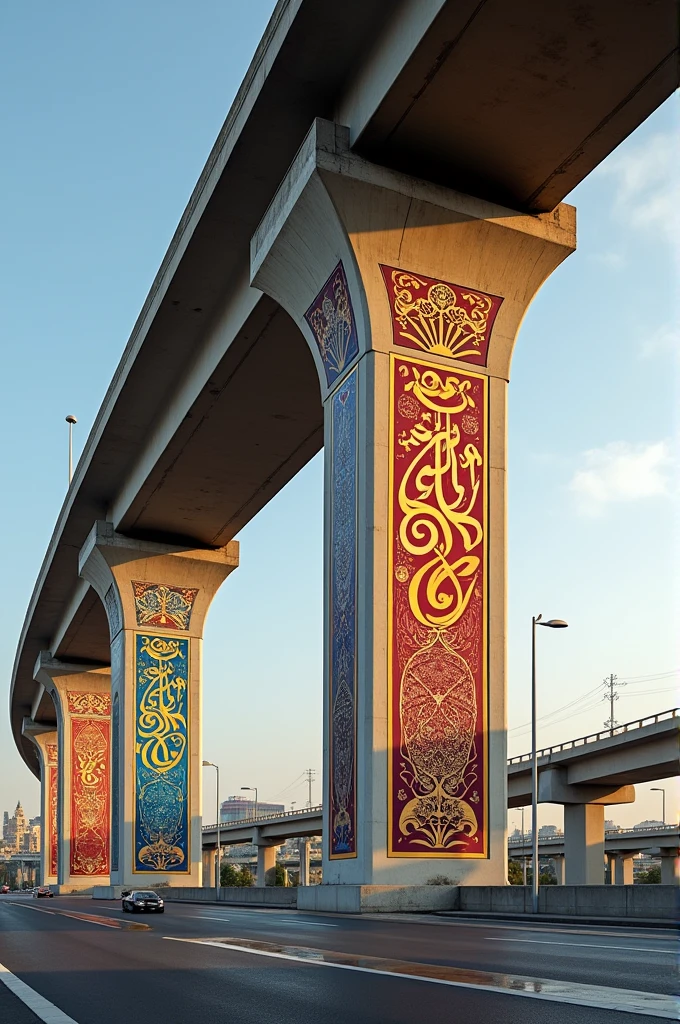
xmin=11 ymin=0 xmax=678 ymax=911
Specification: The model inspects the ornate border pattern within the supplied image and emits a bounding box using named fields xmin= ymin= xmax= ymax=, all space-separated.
xmin=46 ymin=743 xmax=58 ymax=878
xmin=328 ymin=369 xmax=358 ymax=859
xmin=134 ymin=634 xmax=190 ymax=872
xmin=388 ymin=355 xmax=488 ymax=858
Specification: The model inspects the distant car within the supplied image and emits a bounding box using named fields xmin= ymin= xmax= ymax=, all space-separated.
xmin=35 ymin=887 xmax=54 ymax=898
xmin=121 ymin=889 xmax=164 ymax=913
xmin=0 ymin=885 xmax=9 ymax=894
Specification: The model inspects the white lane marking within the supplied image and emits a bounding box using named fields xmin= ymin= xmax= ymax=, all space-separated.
xmin=486 ymin=938 xmax=675 ymax=954
xmin=188 ymin=914 xmax=337 ymax=928
xmin=0 ymin=961 xmax=81 ymax=1024
xmin=163 ymin=937 xmax=676 ymax=1019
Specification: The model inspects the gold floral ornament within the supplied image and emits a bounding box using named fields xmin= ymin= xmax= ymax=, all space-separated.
xmin=67 ymin=691 xmax=111 ymax=717
xmin=382 ymin=267 xmax=502 ymax=365
xmin=136 ymin=636 xmax=187 ymax=774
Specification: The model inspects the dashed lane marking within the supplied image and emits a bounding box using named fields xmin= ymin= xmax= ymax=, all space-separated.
xmin=163 ymin=935 xmax=677 ymax=1019
xmin=0 ymin=961 xmax=81 ymax=1024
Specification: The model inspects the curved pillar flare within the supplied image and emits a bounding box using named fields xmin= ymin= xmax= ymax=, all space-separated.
xmin=252 ymin=119 xmax=575 ymax=899
xmin=22 ymin=721 xmax=59 ymax=887
xmin=78 ymin=522 xmax=238 ymax=888
xmin=33 ymin=659 xmax=111 ymax=892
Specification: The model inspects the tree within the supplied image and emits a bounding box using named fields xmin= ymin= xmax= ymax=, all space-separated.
xmin=238 ymin=867 xmax=254 ymax=887
xmin=220 ymin=863 xmax=242 ymax=887
xmin=508 ymin=860 xmax=524 ymax=885
xmin=274 ymin=863 xmax=287 ymax=887
xmin=637 ymin=865 xmax=661 ymax=884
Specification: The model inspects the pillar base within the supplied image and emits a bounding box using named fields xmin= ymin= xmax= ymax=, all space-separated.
xmin=297 ymin=884 xmax=459 ymax=914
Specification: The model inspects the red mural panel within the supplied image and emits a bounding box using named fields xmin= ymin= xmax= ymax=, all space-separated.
xmin=381 ymin=265 xmax=502 ymax=366
xmin=389 ymin=354 xmax=487 ymax=857
xmin=46 ymin=743 xmax=58 ymax=878
xmin=69 ymin=694 xmax=110 ymax=876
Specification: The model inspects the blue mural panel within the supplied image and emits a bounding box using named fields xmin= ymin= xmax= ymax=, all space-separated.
xmin=134 ymin=634 xmax=189 ymax=872
xmin=304 ymin=261 xmax=359 ymax=388
xmin=329 ymin=368 xmax=358 ymax=858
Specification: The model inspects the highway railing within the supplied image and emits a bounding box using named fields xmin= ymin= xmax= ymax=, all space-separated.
xmin=508 ymin=824 xmax=678 ymax=845
xmin=202 ymin=804 xmax=323 ymax=832
xmin=508 ymin=708 xmax=678 ymax=766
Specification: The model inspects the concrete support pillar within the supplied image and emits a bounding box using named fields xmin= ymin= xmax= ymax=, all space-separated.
xmin=299 ymin=837 xmax=310 ymax=886
xmin=33 ymin=658 xmax=111 ymax=893
xmin=552 ymin=855 xmax=565 ymax=885
xmin=606 ymin=853 xmax=616 ymax=884
xmin=256 ymin=848 xmax=277 ymax=887
xmin=564 ymin=804 xmax=605 ymax=885
xmin=659 ymin=853 xmax=678 ymax=886
xmin=79 ymin=521 xmax=238 ymax=888
xmin=202 ymin=848 xmax=216 ymax=888
xmin=613 ymin=852 xmax=635 ymax=885
xmin=22 ymin=721 xmax=59 ymax=888
xmin=251 ymin=118 xmax=575 ymax=900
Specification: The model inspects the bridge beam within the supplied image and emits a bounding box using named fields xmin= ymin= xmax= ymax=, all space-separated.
xmin=79 ymin=521 xmax=239 ymax=889
xmin=252 ymin=118 xmax=575 ymax=906
xmin=33 ymin=657 xmax=111 ymax=892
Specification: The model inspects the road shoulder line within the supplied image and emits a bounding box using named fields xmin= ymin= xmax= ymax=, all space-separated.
xmin=0 ymin=961 xmax=81 ymax=1024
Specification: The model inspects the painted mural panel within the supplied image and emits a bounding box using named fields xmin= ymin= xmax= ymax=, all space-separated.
xmin=132 ymin=581 xmax=198 ymax=631
xmin=68 ymin=694 xmax=111 ymax=876
xmin=134 ymin=634 xmax=190 ymax=872
xmin=304 ymin=261 xmax=359 ymax=388
xmin=328 ymin=368 xmax=358 ymax=859
xmin=381 ymin=265 xmax=502 ymax=366
xmin=388 ymin=355 xmax=487 ymax=857
xmin=46 ymin=743 xmax=58 ymax=878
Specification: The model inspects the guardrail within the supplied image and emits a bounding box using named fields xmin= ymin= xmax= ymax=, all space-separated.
xmin=508 ymin=708 xmax=678 ymax=765
xmin=508 ymin=824 xmax=679 ymax=844
xmin=202 ymin=804 xmax=323 ymax=832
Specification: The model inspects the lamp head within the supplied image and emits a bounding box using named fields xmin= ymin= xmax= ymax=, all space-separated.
xmin=202 ymin=760 xmax=214 ymax=767
xmin=540 ymin=619 xmax=568 ymax=628
xmin=65 ymin=414 xmax=77 ymax=424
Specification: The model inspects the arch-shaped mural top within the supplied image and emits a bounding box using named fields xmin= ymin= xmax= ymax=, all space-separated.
xmin=381 ymin=265 xmax=503 ymax=366
xmin=304 ymin=261 xmax=360 ymax=388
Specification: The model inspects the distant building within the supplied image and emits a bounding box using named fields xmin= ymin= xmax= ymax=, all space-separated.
xmin=219 ymin=796 xmax=284 ymax=823
xmin=3 ymin=802 xmax=28 ymax=854
xmin=634 ymin=819 xmax=664 ymax=829
xmin=538 ymin=824 xmax=560 ymax=838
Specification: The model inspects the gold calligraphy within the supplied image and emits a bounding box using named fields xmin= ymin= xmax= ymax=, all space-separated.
xmin=136 ymin=636 xmax=187 ymax=774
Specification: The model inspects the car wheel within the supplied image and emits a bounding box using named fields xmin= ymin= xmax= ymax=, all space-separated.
xmin=122 ymin=903 xmax=128 ymax=912
xmin=157 ymin=908 xmax=164 ymax=914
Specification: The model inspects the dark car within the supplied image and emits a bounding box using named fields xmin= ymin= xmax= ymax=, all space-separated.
xmin=121 ymin=889 xmax=164 ymax=913
xmin=35 ymin=887 xmax=54 ymax=898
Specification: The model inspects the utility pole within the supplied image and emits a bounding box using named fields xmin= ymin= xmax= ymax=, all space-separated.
xmin=603 ymin=673 xmax=625 ymax=734
xmin=304 ymin=768 xmax=316 ymax=808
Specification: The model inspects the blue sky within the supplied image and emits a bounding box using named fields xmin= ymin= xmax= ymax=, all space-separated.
xmin=1 ymin=2 xmax=676 ymax=833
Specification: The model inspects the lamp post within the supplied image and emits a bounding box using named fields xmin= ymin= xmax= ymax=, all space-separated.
xmin=65 ymin=415 xmax=77 ymax=484
xmin=650 ymin=787 xmax=666 ymax=825
xmin=521 ymin=806 xmax=527 ymax=885
xmin=531 ymin=614 xmax=568 ymax=913
xmin=202 ymin=761 xmax=220 ymax=896
xmin=241 ymin=786 xmax=258 ymax=820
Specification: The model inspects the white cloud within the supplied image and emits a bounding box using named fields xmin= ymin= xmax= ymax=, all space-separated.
xmin=569 ymin=440 xmax=673 ymax=516
xmin=597 ymin=132 xmax=680 ymax=240
xmin=638 ymin=323 xmax=680 ymax=361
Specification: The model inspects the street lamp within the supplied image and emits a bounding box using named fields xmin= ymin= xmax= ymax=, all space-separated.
xmin=531 ymin=614 xmax=568 ymax=913
xmin=65 ymin=415 xmax=77 ymax=484
xmin=241 ymin=786 xmax=258 ymax=820
xmin=202 ymin=761 xmax=220 ymax=896
xmin=650 ymin=788 xmax=666 ymax=825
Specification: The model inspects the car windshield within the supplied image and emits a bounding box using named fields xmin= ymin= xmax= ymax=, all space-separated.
xmin=135 ymin=892 xmax=158 ymax=898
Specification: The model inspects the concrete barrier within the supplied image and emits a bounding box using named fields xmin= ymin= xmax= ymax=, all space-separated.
xmin=457 ymin=885 xmax=678 ymax=920
xmin=164 ymin=886 xmax=297 ymax=908
xmin=297 ymin=885 xmax=459 ymax=913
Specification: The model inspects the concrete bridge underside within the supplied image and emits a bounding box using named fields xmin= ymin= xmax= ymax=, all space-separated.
xmin=11 ymin=0 xmax=678 ymax=906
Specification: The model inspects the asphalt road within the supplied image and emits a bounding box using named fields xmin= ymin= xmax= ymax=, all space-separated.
xmin=0 ymin=894 xmax=676 ymax=1024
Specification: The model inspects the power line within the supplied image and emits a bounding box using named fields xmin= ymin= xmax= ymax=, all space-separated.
xmin=303 ymin=768 xmax=316 ymax=808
